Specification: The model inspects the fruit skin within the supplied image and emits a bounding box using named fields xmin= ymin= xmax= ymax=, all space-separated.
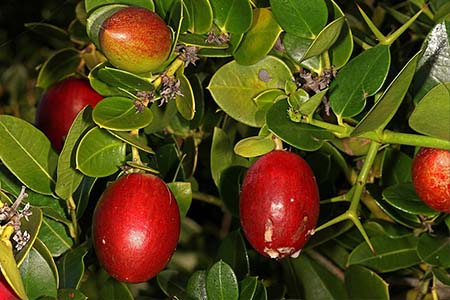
xmin=412 ymin=148 xmax=450 ymax=213
xmin=35 ymin=77 xmax=103 ymax=152
xmin=99 ymin=7 xmax=172 ymax=74
xmin=240 ymin=150 xmax=320 ymax=259
xmin=92 ymin=173 xmax=180 ymax=283
xmin=0 ymin=274 xmax=19 ymax=300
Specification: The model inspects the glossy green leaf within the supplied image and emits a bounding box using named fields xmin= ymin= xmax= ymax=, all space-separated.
xmin=433 ymin=267 xmax=450 ymax=286
xmin=85 ymin=0 xmax=154 ymax=14
xmin=347 ymin=235 xmax=420 ymax=273
xmin=282 ymin=254 xmax=348 ymax=299
xmin=55 ymin=106 xmax=93 ymax=200
xmin=0 ymin=115 xmax=57 ymax=195
xmin=266 ymin=100 xmax=335 ymax=151
xmin=178 ymin=33 xmax=229 ymax=49
xmin=283 ymin=33 xmax=321 ymax=72
xmin=270 ymin=0 xmax=328 ymax=38
xmin=176 ymin=70 xmax=196 ymax=120
xmin=253 ymin=281 xmax=268 ymax=300
xmin=0 ymin=240 xmax=27 ymax=300
xmin=36 ymin=48 xmax=81 ymax=89
xmin=417 ymin=234 xmax=450 ymax=267
xmin=329 ymin=45 xmax=390 ymax=118
xmin=412 ymin=22 xmax=450 ymax=103
xmin=74 ymin=176 xmax=97 ymax=219
xmin=299 ymin=88 xmax=328 ymax=116
xmin=144 ymin=99 xmax=178 ymax=134
xmin=382 ymin=183 xmax=439 ymax=216
xmin=24 ymin=22 xmax=70 ymax=44
xmin=89 ymin=63 xmax=129 ymax=97
xmin=234 ymin=135 xmax=275 ymax=158
xmin=301 ymin=17 xmax=345 ymax=61
xmin=168 ymin=0 xmax=190 ymax=36
xmin=253 ymin=89 xmax=286 ymax=110
xmin=57 ymin=289 xmax=87 ymax=300
xmin=184 ymin=0 xmax=213 ymax=33
xmin=233 ymin=8 xmax=283 ymax=65
xmin=38 ymin=217 xmax=74 ymax=257
xmin=380 ymin=148 xmax=412 ymax=186
xmin=20 ymin=239 xmax=58 ymax=299
xmin=206 ymin=260 xmax=239 ymax=300
xmin=186 ymin=271 xmax=208 ymax=300
xmin=210 ymin=0 xmax=252 ymax=33
xmin=57 ymin=245 xmax=89 ymax=289
xmin=97 ymin=66 xmax=154 ymax=92
xmin=409 ymin=82 xmax=450 ymax=140
xmin=99 ymin=278 xmax=133 ymax=300
xmin=352 ymin=50 xmax=422 ymax=136
xmin=364 ymin=219 xmax=410 ymax=239
xmin=345 ymin=265 xmax=389 ymax=300
xmin=16 ymin=206 xmax=43 ymax=267
xmin=328 ymin=0 xmax=354 ymax=70
xmin=239 ymin=277 xmax=258 ymax=300
xmin=76 ymin=127 xmax=126 ymax=177
xmin=216 ymin=230 xmax=249 ymax=280
xmin=288 ymin=89 xmax=309 ymax=111
xmin=92 ymin=97 xmax=153 ymax=131
xmin=208 ymin=55 xmax=292 ymax=127
xmin=167 ymin=181 xmax=192 ymax=217
xmin=157 ymin=270 xmax=187 ymax=298
xmin=107 ymin=130 xmax=154 ymax=154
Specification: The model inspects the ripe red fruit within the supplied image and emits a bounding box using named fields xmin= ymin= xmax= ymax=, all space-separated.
xmin=92 ymin=173 xmax=180 ymax=283
xmin=35 ymin=77 xmax=103 ymax=152
xmin=240 ymin=150 xmax=320 ymax=259
xmin=99 ymin=7 xmax=172 ymax=74
xmin=412 ymin=148 xmax=450 ymax=213
xmin=0 ymin=274 xmax=18 ymax=300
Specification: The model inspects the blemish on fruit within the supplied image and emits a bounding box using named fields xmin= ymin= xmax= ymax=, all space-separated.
xmin=264 ymin=219 xmax=273 ymax=243
xmin=290 ymin=249 xmax=301 ymax=258
xmin=264 ymin=247 xmax=279 ymax=259
xmin=258 ymin=69 xmax=271 ymax=82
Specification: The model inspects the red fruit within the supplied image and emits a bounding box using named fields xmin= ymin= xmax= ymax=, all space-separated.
xmin=0 ymin=274 xmax=19 ymax=300
xmin=92 ymin=173 xmax=180 ymax=283
xmin=99 ymin=7 xmax=172 ymax=74
xmin=412 ymin=148 xmax=450 ymax=213
xmin=35 ymin=77 xmax=103 ymax=152
xmin=240 ymin=150 xmax=320 ymax=259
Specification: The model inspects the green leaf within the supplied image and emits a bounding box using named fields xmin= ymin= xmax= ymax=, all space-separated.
xmin=216 ymin=230 xmax=250 ymax=280
xmin=233 ymin=8 xmax=283 ymax=65
xmin=283 ymin=33 xmax=321 ymax=72
xmin=20 ymin=239 xmax=58 ymax=299
xmin=157 ymin=270 xmax=187 ymax=298
xmin=186 ymin=271 xmax=208 ymax=300
xmin=36 ymin=48 xmax=81 ymax=89
xmin=328 ymin=0 xmax=354 ymax=70
xmin=382 ymin=183 xmax=439 ymax=216
xmin=433 ymin=267 xmax=450 ymax=286
xmin=38 ymin=217 xmax=74 ymax=257
xmin=97 ymin=66 xmax=154 ymax=92
xmin=107 ymin=130 xmax=154 ymax=154
xmin=329 ymin=45 xmax=390 ymax=118
xmin=301 ymin=17 xmax=345 ymax=61
xmin=351 ymin=50 xmax=422 ymax=136
xmin=266 ymin=100 xmax=335 ymax=151
xmin=85 ymin=0 xmax=154 ymax=14
xmin=347 ymin=235 xmax=421 ymax=273
xmin=380 ymin=148 xmax=412 ymax=186
xmin=281 ymin=254 xmax=348 ymax=300
xmin=210 ymin=0 xmax=253 ymax=33
xmin=208 ymin=55 xmax=292 ymax=127
xmin=99 ymin=278 xmax=133 ymax=300
xmin=234 ymin=134 xmax=275 ymax=158
xmin=412 ymin=22 xmax=450 ymax=103
xmin=206 ymin=260 xmax=239 ymax=300
xmin=0 ymin=240 xmax=27 ymax=300
xmin=270 ymin=0 xmax=328 ymax=38
xmin=56 ymin=106 xmax=94 ymax=200
xmin=0 ymin=115 xmax=57 ymax=195
xmin=409 ymin=82 xmax=450 ymax=140
xmin=76 ymin=127 xmax=126 ymax=177
xmin=74 ymin=176 xmax=97 ymax=219
xmin=144 ymin=99 xmax=178 ymax=134
xmin=178 ymin=33 xmax=229 ymax=49
xmin=219 ymin=166 xmax=247 ymax=217
xmin=57 ymin=245 xmax=89 ymax=289
xmin=16 ymin=206 xmax=43 ymax=267
xmin=299 ymin=88 xmax=328 ymax=116
xmin=417 ymin=234 xmax=450 ymax=267
xmin=57 ymin=289 xmax=87 ymax=300
xmin=89 ymin=63 xmax=130 ymax=97
xmin=239 ymin=277 xmax=257 ymax=300
xmin=24 ymin=22 xmax=70 ymax=45
xmin=184 ymin=0 xmax=213 ymax=34
xmin=176 ymin=70 xmax=196 ymax=120
xmin=92 ymin=97 xmax=153 ymax=131
xmin=345 ymin=265 xmax=389 ymax=300
xmin=167 ymin=181 xmax=192 ymax=217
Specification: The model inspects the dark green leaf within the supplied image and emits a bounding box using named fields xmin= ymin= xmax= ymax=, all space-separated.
xmin=417 ymin=234 xmax=450 ymax=267
xmin=216 ymin=230 xmax=250 ymax=280
xmin=144 ymin=99 xmax=178 ymax=134
xmin=299 ymin=88 xmax=328 ymax=116
xmin=36 ymin=48 xmax=81 ymax=89
xmin=89 ymin=63 xmax=130 ymax=97
xmin=74 ymin=176 xmax=97 ymax=219
xmin=239 ymin=277 xmax=257 ymax=300
xmin=186 ymin=271 xmax=208 ymax=300
xmin=24 ymin=22 xmax=70 ymax=43
xmin=57 ymin=245 xmax=89 ymax=289
xmin=168 ymin=181 xmax=192 ymax=217
xmin=210 ymin=0 xmax=253 ymax=33
xmin=433 ymin=267 xmax=450 ymax=286
xmin=347 ymin=235 xmax=421 ymax=273
xmin=409 ymin=82 xmax=450 ymax=141
xmin=206 ymin=260 xmax=239 ymax=300
xmin=157 ymin=270 xmax=187 ymax=298
xmin=364 ymin=219 xmax=410 ymax=239
xmin=0 ymin=115 xmax=57 ymax=195
xmin=328 ymin=0 xmax=354 ymax=70
xmin=38 ymin=217 xmax=74 ymax=257
xmin=97 ymin=66 xmax=154 ymax=92
xmin=107 ymin=130 xmax=154 ymax=154
xmin=380 ymin=148 xmax=412 ymax=186
xmin=99 ymin=278 xmax=133 ymax=300
xmin=329 ymin=45 xmax=390 ymax=118
xmin=85 ymin=0 xmax=154 ymax=14
xmin=184 ymin=0 xmax=213 ymax=34
xmin=57 ymin=289 xmax=87 ymax=300
xmin=176 ymin=70 xmax=196 ymax=120
xmin=283 ymin=33 xmax=321 ymax=72
xmin=351 ymin=50 xmax=422 ymax=136
xmin=76 ymin=127 xmax=126 ymax=177
xmin=345 ymin=265 xmax=389 ymax=300
xmin=219 ymin=166 xmax=247 ymax=217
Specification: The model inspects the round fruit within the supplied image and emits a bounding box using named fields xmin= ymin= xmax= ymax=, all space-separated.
xmin=99 ymin=7 xmax=172 ymax=74
xmin=92 ymin=173 xmax=180 ymax=283
xmin=0 ymin=274 xmax=18 ymax=300
xmin=240 ymin=150 xmax=320 ymax=259
xmin=35 ymin=77 xmax=103 ymax=152
xmin=412 ymin=148 xmax=450 ymax=213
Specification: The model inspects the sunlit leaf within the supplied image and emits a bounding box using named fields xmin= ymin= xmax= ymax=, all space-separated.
xmin=206 ymin=260 xmax=239 ymax=300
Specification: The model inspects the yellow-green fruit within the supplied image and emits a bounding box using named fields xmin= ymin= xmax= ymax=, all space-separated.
xmin=99 ymin=6 xmax=172 ymax=74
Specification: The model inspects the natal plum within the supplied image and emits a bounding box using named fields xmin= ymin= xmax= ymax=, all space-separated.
xmin=0 ymin=274 xmax=18 ymax=300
